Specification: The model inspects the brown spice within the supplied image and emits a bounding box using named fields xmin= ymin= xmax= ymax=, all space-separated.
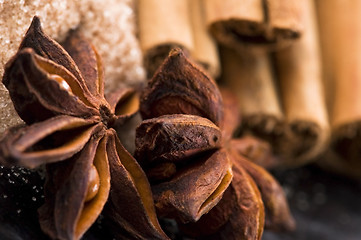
xmin=0 ymin=16 xmax=168 ymax=240
xmin=136 ymin=49 xmax=232 ymax=224
xmin=139 ymin=48 xmax=223 ymax=126
xmin=135 ymin=48 xmax=295 ymax=239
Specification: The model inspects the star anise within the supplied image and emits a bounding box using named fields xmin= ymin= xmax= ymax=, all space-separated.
xmin=134 ymin=48 xmax=295 ymax=239
xmin=135 ymin=49 xmax=233 ymax=224
xmin=0 ymin=16 xmax=168 ymax=240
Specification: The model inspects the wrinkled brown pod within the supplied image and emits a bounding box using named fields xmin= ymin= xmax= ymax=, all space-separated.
xmin=152 ymin=149 xmax=232 ymax=223
xmin=135 ymin=49 xmax=233 ymax=226
xmin=135 ymin=114 xmax=222 ymax=166
xmin=178 ymin=185 xmax=237 ymax=237
xmin=180 ymin=158 xmax=265 ymax=240
xmin=140 ymin=48 xmax=223 ymax=126
xmin=135 ymin=115 xmax=231 ymax=223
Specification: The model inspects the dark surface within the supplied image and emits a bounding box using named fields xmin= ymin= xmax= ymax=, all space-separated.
xmin=264 ymin=165 xmax=361 ymax=240
xmin=0 ymin=165 xmax=113 ymax=240
xmin=0 ymin=166 xmax=47 ymax=240
xmin=1 ymin=164 xmax=361 ymax=239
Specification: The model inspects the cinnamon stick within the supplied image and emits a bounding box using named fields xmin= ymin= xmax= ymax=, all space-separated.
xmin=316 ymin=0 xmax=361 ymax=177
xmin=138 ymin=0 xmax=221 ymax=79
xmin=266 ymin=0 xmax=304 ymax=43
xmin=190 ymin=0 xmax=221 ymax=78
xmin=220 ymin=46 xmax=289 ymax=168
xmin=204 ymin=0 xmax=304 ymax=49
xmin=138 ymin=0 xmax=193 ymax=78
xmin=274 ymin=0 xmax=329 ymax=166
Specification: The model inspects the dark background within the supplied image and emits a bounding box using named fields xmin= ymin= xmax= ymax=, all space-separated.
xmin=1 ymin=163 xmax=361 ymax=240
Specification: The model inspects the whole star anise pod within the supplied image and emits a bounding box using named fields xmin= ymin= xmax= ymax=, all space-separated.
xmin=135 ymin=48 xmax=295 ymax=239
xmin=135 ymin=49 xmax=233 ymax=224
xmin=0 ymin=16 xmax=168 ymax=240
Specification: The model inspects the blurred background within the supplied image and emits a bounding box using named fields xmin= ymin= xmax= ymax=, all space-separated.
xmin=1 ymin=0 xmax=361 ymax=239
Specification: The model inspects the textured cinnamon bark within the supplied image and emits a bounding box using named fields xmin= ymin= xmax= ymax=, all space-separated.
xmin=266 ymin=0 xmax=304 ymax=43
xmin=138 ymin=0 xmax=193 ymax=78
xmin=190 ymin=0 xmax=220 ymax=78
xmin=275 ymin=0 xmax=329 ymax=166
xmin=204 ymin=0 xmax=304 ymax=49
xmin=316 ymin=0 xmax=361 ymax=177
xmin=220 ymin=46 xmax=289 ymax=168
xmin=138 ymin=0 xmax=221 ymax=78
xmin=204 ymin=0 xmax=263 ymax=47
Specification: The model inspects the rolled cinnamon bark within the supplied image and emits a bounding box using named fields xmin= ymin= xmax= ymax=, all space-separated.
xmin=138 ymin=0 xmax=193 ymax=78
xmin=274 ymin=0 xmax=329 ymax=166
xmin=190 ymin=0 xmax=221 ymax=78
xmin=316 ymin=0 xmax=361 ymax=177
xmin=265 ymin=0 xmax=304 ymax=43
xmin=220 ymin=46 xmax=289 ymax=168
xmin=204 ymin=0 xmax=304 ymax=49
xmin=138 ymin=0 xmax=221 ymax=79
